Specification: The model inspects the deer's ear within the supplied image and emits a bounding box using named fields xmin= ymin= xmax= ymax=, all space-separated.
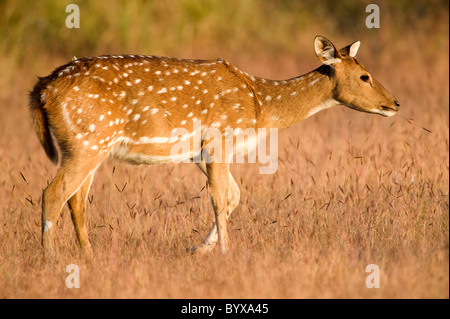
xmin=314 ymin=36 xmax=341 ymax=63
xmin=340 ymin=41 xmax=361 ymax=57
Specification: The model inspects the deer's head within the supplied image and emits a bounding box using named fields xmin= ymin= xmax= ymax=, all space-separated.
xmin=314 ymin=36 xmax=399 ymax=117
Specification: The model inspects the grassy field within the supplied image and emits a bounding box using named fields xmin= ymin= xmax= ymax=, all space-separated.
xmin=0 ymin=0 xmax=448 ymax=298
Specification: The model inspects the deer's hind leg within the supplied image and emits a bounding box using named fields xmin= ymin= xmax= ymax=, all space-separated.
xmin=67 ymin=172 xmax=95 ymax=258
xmin=41 ymin=155 xmax=104 ymax=260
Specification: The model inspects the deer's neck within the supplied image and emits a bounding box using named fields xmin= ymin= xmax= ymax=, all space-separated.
xmin=254 ymin=65 xmax=338 ymax=129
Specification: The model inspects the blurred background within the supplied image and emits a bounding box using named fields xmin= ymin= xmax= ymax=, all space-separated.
xmin=0 ymin=0 xmax=448 ymax=298
xmin=1 ymin=0 xmax=448 ymax=81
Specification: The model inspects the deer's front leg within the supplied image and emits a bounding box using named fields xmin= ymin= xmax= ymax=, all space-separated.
xmin=206 ymin=162 xmax=230 ymax=254
xmin=193 ymin=160 xmax=240 ymax=254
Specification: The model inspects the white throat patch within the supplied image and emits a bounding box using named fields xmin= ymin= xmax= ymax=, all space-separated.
xmin=306 ymin=99 xmax=340 ymax=118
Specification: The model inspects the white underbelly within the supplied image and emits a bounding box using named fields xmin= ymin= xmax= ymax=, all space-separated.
xmin=109 ymin=144 xmax=197 ymax=165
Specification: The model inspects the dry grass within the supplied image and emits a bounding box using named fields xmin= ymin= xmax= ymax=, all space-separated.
xmin=0 ymin=1 xmax=448 ymax=299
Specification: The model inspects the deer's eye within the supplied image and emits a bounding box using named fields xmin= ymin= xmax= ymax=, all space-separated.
xmin=360 ymin=75 xmax=370 ymax=82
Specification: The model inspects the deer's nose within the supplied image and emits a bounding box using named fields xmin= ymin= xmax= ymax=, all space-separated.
xmin=394 ymin=100 xmax=400 ymax=109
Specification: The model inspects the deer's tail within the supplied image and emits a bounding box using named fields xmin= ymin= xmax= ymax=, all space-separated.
xmin=29 ymin=78 xmax=58 ymax=165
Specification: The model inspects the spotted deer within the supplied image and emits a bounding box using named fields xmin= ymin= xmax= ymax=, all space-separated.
xmin=29 ymin=36 xmax=399 ymax=259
